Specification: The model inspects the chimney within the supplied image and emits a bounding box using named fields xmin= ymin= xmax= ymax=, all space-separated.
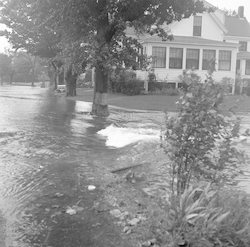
xmin=238 ymin=6 xmax=244 ymax=18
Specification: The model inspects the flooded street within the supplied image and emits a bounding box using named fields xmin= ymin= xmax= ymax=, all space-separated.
xmin=0 ymin=86 xmax=250 ymax=246
xmin=0 ymin=86 xmax=164 ymax=247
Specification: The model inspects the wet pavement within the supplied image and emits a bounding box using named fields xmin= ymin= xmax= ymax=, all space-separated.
xmin=0 ymin=86 xmax=140 ymax=247
xmin=0 ymin=85 xmax=250 ymax=246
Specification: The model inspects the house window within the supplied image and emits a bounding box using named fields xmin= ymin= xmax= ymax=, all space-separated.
xmin=246 ymin=60 xmax=250 ymax=75
xmin=186 ymin=49 xmax=199 ymax=69
xmin=202 ymin=49 xmax=216 ymax=70
xmin=218 ymin=50 xmax=231 ymax=71
xmin=193 ymin=16 xmax=202 ymax=36
xmin=239 ymin=41 xmax=247 ymax=51
xmin=152 ymin=47 xmax=166 ymax=68
xmin=169 ymin=48 xmax=183 ymax=69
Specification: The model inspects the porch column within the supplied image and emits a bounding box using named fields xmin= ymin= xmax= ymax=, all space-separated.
xmin=183 ymin=48 xmax=187 ymax=69
xmin=215 ymin=50 xmax=219 ymax=71
xmin=199 ymin=49 xmax=203 ymax=70
xmin=166 ymin=47 xmax=170 ymax=69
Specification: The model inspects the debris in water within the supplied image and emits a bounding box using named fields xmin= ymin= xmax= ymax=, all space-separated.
xmin=88 ymin=185 xmax=96 ymax=191
xmin=50 ymin=211 xmax=62 ymax=218
xmin=110 ymin=209 xmax=122 ymax=218
xmin=66 ymin=207 xmax=77 ymax=215
xmin=127 ymin=218 xmax=140 ymax=226
xmin=54 ymin=192 xmax=64 ymax=198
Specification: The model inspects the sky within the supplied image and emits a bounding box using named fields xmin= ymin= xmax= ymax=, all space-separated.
xmin=1 ymin=0 xmax=250 ymax=53
xmin=0 ymin=24 xmax=10 ymax=53
xmin=208 ymin=0 xmax=250 ymax=20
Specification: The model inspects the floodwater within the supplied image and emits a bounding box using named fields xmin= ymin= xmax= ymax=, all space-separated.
xmin=0 ymin=86 xmax=249 ymax=246
xmin=0 ymin=86 xmax=165 ymax=247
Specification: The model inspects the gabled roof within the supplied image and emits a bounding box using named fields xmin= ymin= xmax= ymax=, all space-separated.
xmin=203 ymin=1 xmax=228 ymax=34
xmin=142 ymin=35 xmax=239 ymax=48
xmin=208 ymin=12 xmax=227 ymax=33
xmin=237 ymin=51 xmax=250 ymax=59
xmin=225 ymin=16 xmax=250 ymax=37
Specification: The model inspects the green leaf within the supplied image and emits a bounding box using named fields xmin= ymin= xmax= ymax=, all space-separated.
xmin=214 ymin=211 xmax=230 ymax=224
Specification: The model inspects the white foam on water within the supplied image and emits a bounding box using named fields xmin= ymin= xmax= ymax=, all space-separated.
xmin=97 ymin=124 xmax=161 ymax=148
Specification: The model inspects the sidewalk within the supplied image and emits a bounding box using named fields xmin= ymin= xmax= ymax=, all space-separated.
xmin=64 ymin=87 xmax=250 ymax=113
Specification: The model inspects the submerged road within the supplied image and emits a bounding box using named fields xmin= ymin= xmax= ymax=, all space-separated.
xmin=0 ymin=86 xmax=134 ymax=247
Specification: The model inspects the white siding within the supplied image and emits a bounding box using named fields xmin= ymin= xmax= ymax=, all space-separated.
xmin=139 ymin=69 xmax=236 ymax=84
xmin=224 ymin=39 xmax=250 ymax=52
xmin=171 ymin=18 xmax=192 ymax=36
xmin=224 ymin=39 xmax=239 ymax=44
xmin=171 ymin=13 xmax=223 ymax=41
xmin=201 ymin=14 xmax=224 ymax=41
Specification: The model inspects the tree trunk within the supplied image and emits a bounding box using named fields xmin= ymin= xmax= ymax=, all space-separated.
xmin=91 ymin=0 xmax=111 ymax=117
xmin=67 ymin=78 xmax=76 ymax=96
xmin=91 ymin=65 xmax=109 ymax=116
xmin=51 ymin=61 xmax=58 ymax=90
xmin=48 ymin=62 xmax=56 ymax=88
xmin=65 ymin=65 xmax=77 ymax=96
xmin=58 ymin=67 xmax=64 ymax=85
xmin=54 ymin=68 xmax=58 ymax=90
xmin=9 ymin=72 xmax=14 ymax=85
xmin=31 ymin=69 xmax=35 ymax=87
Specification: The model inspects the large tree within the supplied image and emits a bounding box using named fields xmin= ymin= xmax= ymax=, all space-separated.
xmin=1 ymin=0 xmax=207 ymax=116
xmin=0 ymin=0 xmax=63 ymax=89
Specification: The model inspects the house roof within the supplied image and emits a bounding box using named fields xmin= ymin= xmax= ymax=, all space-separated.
xmin=142 ymin=35 xmax=239 ymax=48
xmin=237 ymin=51 xmax=250 ymax=59
xmin=208 ymin=12 xmax=227 ymax=33
xmin=225 ymin=16 xmax=250 ymax=37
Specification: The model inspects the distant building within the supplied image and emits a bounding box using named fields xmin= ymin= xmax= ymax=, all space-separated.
xmin=128 ymin=1 xmax=250 ymax=93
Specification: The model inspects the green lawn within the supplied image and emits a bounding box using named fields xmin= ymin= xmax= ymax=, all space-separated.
xmin=71 ymin=88 xmax=250 ymax=113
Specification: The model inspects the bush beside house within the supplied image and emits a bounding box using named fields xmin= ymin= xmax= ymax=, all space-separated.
xmin=109 ymin=69 xmax=144 ymax=95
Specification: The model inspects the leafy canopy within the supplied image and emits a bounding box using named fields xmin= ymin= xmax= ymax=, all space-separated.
xmin=0 ymin=0 xmax=206 ymax=70
xmin=0 ymin=0 xmax=61 ymax=58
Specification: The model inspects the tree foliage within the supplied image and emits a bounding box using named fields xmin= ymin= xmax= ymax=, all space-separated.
xmin=0 ymin=0 xmax=61 ymax=58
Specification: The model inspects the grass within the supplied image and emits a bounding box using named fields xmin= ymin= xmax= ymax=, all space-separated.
xmin=68 ymin=88 xmax=250 ymax=113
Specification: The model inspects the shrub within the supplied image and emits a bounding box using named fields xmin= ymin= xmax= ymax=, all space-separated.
xmin=163 ymin=69 xmax=244 ymax=195
xmin=76 ymin=69 xmax=92 ymax=87
xmin=164 ymin=184 xmax=250 ymax=247
xmin=162 ymin=87 xmax=179 ymax=96
xmin=242 ymin=79 xmax=250 ymax=96
xmin=234 ymin=76 xmax=250 ymax=95
xmin=244 ymin=87 xmax=250 ymax=96
xmin=148 ymin=72 xmax=157 ymax=91
xmin=147 ymin=72 xmax=179 ymax=95
xmin=109 ymin=68 xmax=144 ymax=95
xmin=220 ymin=77 xmax=233 ymax=95
xmin=121 ymin=78 xmax=144 ymax=95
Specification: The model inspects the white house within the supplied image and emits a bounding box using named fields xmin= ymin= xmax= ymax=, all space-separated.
xmin=223 ymin=7 xmax=250 ymax=86
xmin=129 ymin=1 xmax=250 ymax=94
